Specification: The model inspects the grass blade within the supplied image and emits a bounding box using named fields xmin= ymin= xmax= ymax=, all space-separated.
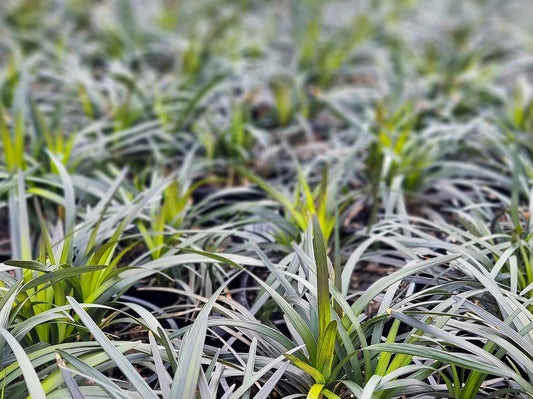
xmin=55 ymin=352 xmax=85 ymax=399
xmin=0 ymin=327 xmax=46 ymax=399
xmin=169 ymin=277 xmax=235 ymax=399
xmin=67 ymin=297 xmax=158 ymax=399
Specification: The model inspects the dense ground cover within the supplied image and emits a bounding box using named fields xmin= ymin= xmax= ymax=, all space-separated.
xmin=2 ymin=0 xmax=533 ymax=397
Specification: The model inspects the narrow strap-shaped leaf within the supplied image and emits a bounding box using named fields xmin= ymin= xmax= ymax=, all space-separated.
xmin=307 ymin=383 xmax=325 ymax=399
xmin=230 ymin=349 xmax=301 ymax=399
xmin=4 ymin=260 xmax=51 ymax=272
xmin=0 ymin=102 xmax=15 ymax=171
xmin=387 ymin=308 xmax=525 ymax=369
xmin=374 ymin=318 xmax=401 ymax=376
xmin=53 ymin=348 xmax=132 ymax=398
xmin=14 ymin=172 xmax=32 ymax=260
xmin=316 ymin=320 xmax=337 ymax=379
xmin=48 ymin=152 xmax=76 ymax=262
xmin=360 ymin=374 xmax=381 ymax=399
xmin=0 ymin=327 xmax=46 ymax=399
xmin=251 ymin=362 xmax=289 ymax=399
xmin=312 ymin=215 xmax=331 ymax=344
xmin=248 ymin=271 xmax=317 ymax=361
xmin=55 ymin=353 xmax=85 ymax=399
xmin=242 ymin=337 xmax=258 ymax=399
xmin=316 ymin=166 xmax=329 ymax=231
xmin=234 ymin=165 xmax=303 ymax=228
xmin=14 ymin=113 xmax=25 ymax=170
xmin=298 ymin=166 xmax=317 ymax=216
xmin=341 ymin=380 xmax=364 ymax=397
xmin=364 ymin=343 xmax=514 ymax=377
xmin=21 ymin=265 xmax=106 ymax=292
xmin=351 ymin=253 xmax=460 ymax=314
xmin=321 ymin=388 xmax=342 ymax=399
xmin=284 ymin=354 xmax=325 ymax=384
xmin=333 ymin=207 xmax=342 ymax=316
xmin=67 ymin=297 xmax=158 ymax=399
xmin=156 ymin=326 xmax=178 ymax=373
xmin=0 ymin=280 xmax=22 ymax=329
xmin=169 ymin=277 xmax=235 ymax=399
xmin=34 ymin=198 xmax=57 ymax=265
xmin=198 ymin=367 xmax=212 ymax=399
xmin=148 ymin=331 xmax=171 ymax=399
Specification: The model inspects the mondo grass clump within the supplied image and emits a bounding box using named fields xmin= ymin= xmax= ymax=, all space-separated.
xmin=1 ymin=0 xmax=533 ymax=398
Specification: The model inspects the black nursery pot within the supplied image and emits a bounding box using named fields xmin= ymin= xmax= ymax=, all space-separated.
xmin=121 ymin=285 xmax=179 ymax=330
xmin=124 ymin=284 xmax=175 ymax=308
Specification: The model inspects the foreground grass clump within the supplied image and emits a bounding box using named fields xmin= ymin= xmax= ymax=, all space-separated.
xmin=2 ymin=0 xmax=533 ymax=397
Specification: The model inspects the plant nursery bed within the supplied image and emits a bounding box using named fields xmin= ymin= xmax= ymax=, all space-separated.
xmin=1 ymin=1 xmax=533 ymax=398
